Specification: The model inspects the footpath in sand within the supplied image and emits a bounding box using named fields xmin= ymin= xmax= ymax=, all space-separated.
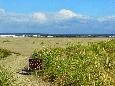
xmin=0 ymin=54 xmax=51 ymax=86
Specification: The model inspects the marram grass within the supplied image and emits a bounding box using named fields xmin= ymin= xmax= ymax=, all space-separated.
xmin=32 ymin=39 xmax=115 ymax=86
xmin=0 ymin=48 xmax=14 ymax=86
xmin=0 ymin=66 xmax=14 ymax=86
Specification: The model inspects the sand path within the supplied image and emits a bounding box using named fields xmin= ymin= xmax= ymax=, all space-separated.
xmin=0 ymin=54 xmax=51 ymax=86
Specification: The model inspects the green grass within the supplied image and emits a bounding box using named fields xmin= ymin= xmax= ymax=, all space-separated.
xmin=32 ymin=39 xmax=115 ymax=86
xmin=0 ymin=66 xmax=14 ymax=86
xmin=0 ymin=48 xmax=14 ymax=86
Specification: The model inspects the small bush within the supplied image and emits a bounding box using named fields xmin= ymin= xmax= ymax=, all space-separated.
xmin=0 ymin=48 xmax=11 ymax=59
xmin=32 ymin=39 xmax=115 ymax=86
xmin=32 ymin=41 xmax=35 ymax=44
xmin=2 ymin=40 xmax=11 ymax=43
xmin=40 ymin=42 xmax=45 ymax=45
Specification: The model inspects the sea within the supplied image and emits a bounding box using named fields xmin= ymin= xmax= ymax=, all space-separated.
xmin=0 ymin=33 xmax=115 ymax=37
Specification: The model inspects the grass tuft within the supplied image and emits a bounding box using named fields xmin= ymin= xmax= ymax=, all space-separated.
xmin=0 ymin=48 xmax=11 ymax=59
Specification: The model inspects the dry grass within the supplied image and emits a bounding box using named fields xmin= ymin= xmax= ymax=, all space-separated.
xmin=0 ymin=37 xmax=111 ymax=56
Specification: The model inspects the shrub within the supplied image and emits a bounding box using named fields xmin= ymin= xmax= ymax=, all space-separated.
xmin=0 ymin=48 xmax=11 ymax=59
xmin=32 ymin=39 xmax=115 ymax=86
xmin=2 ymin=40 xmax=11 ymax=43
xmin=40 ymin=42 xmax=45 ymax=45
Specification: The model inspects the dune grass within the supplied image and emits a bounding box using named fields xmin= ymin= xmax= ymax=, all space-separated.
xmin=0 ymin=38 xmax=114 ymax=86
xmin=0 ymin=66 xmax=14 ymax=86
xmin=0 ymin=38 xmax=110 ymax=56
xmin=32 ymin=39 xmax=115 ymax=86
xmin=0 ymin=48 xmax=14 ymax=86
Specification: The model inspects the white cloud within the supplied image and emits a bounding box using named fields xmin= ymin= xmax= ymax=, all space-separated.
xmin=56 ymin=9 xmax=77 ymax=19
xmin=55 ymin=9 xmax=90 ymax=20
xmin=33 ymin=12 xmax=47 ymax=23
xmin=0 ymin=8 xmax=5 ymax=15
xmin=97 ymin=16 xmax=115 ymax=22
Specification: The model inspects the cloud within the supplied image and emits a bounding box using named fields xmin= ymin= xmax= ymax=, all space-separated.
xmin=56 ymin=9 xmax=90 ymax=20
xmin=57 ymin=9 xmax=76 ymax=19
xmin=0 ymin=8 xmax=115 ymax=34
xmin=98 ymin=16 xmax=115 ymax=22
xmin=33 ymin=12 xmax=47 ymax=23
xmin=0 ymin=8 xmax=5 ymax=15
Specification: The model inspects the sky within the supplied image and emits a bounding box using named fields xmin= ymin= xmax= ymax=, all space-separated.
xmin=0 ymin=0 xmax=115 ymax=34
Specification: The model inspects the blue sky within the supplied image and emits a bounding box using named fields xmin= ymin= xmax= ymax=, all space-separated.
xmin=0 ymin=0 xmax=115 ymax=34
xmin=0 ymin=0 xmax=115 ymax=16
